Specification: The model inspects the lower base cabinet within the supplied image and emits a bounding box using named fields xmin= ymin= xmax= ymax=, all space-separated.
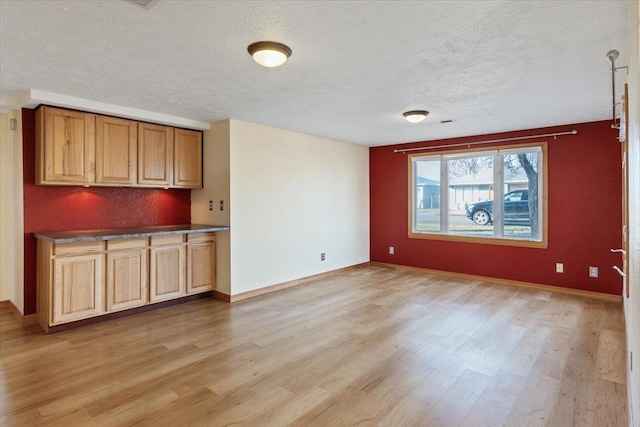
xmin=53 ymin=252 xmax=104 ymax=324
xmin=37 ymin=232 xmax=216 ymax=333
xmin=187 ymin=233 xmax=216 ymax=294
xmin=106 ymin=239 xmax=148 ymax=312
xmin=150 ymin=235 xmax=185 ymax=302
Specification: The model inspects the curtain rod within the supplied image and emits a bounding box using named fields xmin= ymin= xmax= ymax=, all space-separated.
xmin=393 ymin=130 xmax=578 ymax=154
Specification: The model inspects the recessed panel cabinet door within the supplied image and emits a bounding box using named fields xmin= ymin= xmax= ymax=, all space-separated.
xmin=96 ymin=116 xmax=137 ymax=185
xmin=52 ymin=254 xmax=103 ymax=324
xmin=106 ymin=249 xmax=147 ymax=312
xmin=174 ymin=129 xmax=202 ymax=188
xmin=149 ymin=245 xmax=185 ymax=302
xmin=138 ymin=123 xmax=173 ymax=186
xmin=187 ymin=241 xmax=215 ymax=294
xmin=37 ymin=106 xmax=95 ymax=184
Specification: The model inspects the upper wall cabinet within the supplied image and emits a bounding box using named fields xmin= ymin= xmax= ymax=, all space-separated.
xmin=36 ymin=106 xmax=95 ymax=185
xmin=174 ymin=129 xmax=202 ymax=188
xmin=36 ymin=106 xmax=202 ymax=189
xmin=138 ymin=123 xmax=173 ymax=187
xmin=96 ymin=116 xmax=137 ymax=185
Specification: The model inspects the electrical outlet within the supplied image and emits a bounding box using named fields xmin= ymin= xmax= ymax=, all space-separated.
xmin=321 ymin=253 xmax=325 ymax=261
xmin=589 ymin=266 xmax=598 ymax=278
xmin=219 ymin=200 xmax=224 ymax=211
xmin=389 ymin=246 xmax=394 ymax=255
xmin=208 ymin=201 xmax=213 ymax=211
xmin=556 ymin=263 xmax=564 ymax=273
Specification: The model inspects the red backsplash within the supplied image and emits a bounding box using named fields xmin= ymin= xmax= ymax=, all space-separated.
xmin=22 ymin=108 xmax=191 ymax=315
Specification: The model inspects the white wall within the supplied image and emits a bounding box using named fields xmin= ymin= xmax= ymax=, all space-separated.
xmin=191 ymin=119 xmax=370 ymax=296
xmin=228 ymin=120 xmax=369 ymax=294
xmin=0 ymin=109 xmax=24 ymax=312
xmin=624 ymin=1 xmax=640 ymax=424
xmin=191 ymin=120 xmax=231 ymax=294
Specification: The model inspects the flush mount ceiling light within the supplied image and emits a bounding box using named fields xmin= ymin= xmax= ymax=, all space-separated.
xmin=403 ymin=110 xmax=429 ymax=123
xmin=247 ymin=41 xmax=292 ymax=68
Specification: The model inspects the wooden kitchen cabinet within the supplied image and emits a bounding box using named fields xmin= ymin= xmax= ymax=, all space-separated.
xmin=149 ymin=235 xmax=185 ymax=302
xmin=187 ymin=233 xmax=216 ymax=294
xmin=53 ymin=254 xmax=103 ymax=324
xmin=174 ymin=128 xmax=202 ymax=188
xmin=36 ymin=106 xmax=202 ymax=188
xmin=51 ymin=243 xmax=104 ymax=325
xmin=36 ymin=226 xmax=225 ymax=333
xmin=106 ymin=238 xmax=148 ymax=312
xmin=36 ymin=106 xmax=96 ymax=185
xmin=138 ymin=122 xmax=173 ymax=187
xmin=96 ymin=116 xmax=137 ymax=185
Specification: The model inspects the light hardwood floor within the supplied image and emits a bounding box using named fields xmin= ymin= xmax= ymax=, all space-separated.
xmin=0 ymin=265 xmax=628 ymax=426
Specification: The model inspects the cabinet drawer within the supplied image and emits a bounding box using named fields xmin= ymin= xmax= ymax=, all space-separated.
xmin=150 ymin=234 xmax=184 ymax=246
xmin=187 ymin=232 xmax=215 ymax=243
xmin=107 ymin=237 xmax=148 ymax=251
xmin=54 ymin=241 xmax=104 ymax=255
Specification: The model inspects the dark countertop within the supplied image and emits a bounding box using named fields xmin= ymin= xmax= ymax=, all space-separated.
xmin=34 ymin=224 xmax=230 ymax=243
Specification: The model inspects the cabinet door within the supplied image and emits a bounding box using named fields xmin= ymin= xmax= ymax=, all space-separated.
xmin=53 ymin=254 xmax=103 ymax=324
xmin=149 ymin=245 xmax=185 ymax=302
xmin=138 ymin=123 xmax=173 ymax=186
xmin=37 ymin=106 xmax=95 ymax=184
xmin=174 ymin=129 xmax=202 ymax=188
xmin=106 ymin=249 xmax=147 ymax=312
xmin=96 ymin=116 xmax=137 ymax=185
xmin=187 ymin=241 xmax=215 ymax=294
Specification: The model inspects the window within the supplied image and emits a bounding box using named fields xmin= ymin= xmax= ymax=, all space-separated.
xmin=409 ymin=142 xmax=547 ymax=248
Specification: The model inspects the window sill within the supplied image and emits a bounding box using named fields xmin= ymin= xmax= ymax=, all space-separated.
xmin=408 ymin=231 xmax=548 ymax=249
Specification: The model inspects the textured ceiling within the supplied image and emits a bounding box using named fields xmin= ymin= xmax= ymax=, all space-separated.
xmin=0 ymin=0 xmax=630 ymax=146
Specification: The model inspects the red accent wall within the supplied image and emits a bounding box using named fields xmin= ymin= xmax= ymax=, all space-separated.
xmin=370 ymin=121 xmax=623 ymax=295
xmin=22 ymin=108 xmax=192 ymax=315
